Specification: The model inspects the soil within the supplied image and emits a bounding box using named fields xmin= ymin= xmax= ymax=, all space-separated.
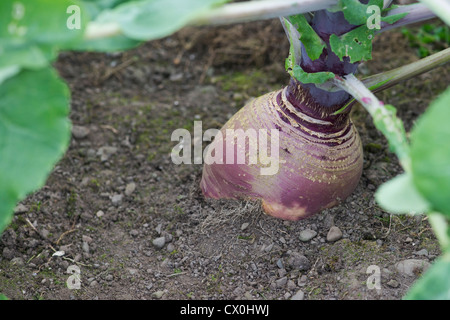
xmin=0 ymin=15 xmax=448 ymax=301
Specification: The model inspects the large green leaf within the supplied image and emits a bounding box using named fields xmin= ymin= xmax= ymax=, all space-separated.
xmin=0 ymin=0 xmax=86 ymax=44
xmin=375 ymin=173 xmax=430 ymax=215
xmin=410 ymin=87 xmax=450 ymax=217
xmin=73 ymin=34 xmax=142 ymax=52
xmin=336 ymin=0 xmax=383 ymax=25
xmin=328 ymin=0 xmax=406 ymax=63
xmin=74 ymin=0 xmax=143 ymax=51
xmin=0 ymin=0 xmax=88 ymax=69
xmin=0 ymin=41 xmax=55 ymax=70
xmin=0 ymin=68 xmax=71 ymax=234
xmin=94 ymin=0 xmax=228 ymax=41
xmin=80 ymin=0 xmax=131 ymax=19
xmin=404 ymin=251 xmax=450 ymax=300
xmin=0 ymin=66 xmax=20 ymax=86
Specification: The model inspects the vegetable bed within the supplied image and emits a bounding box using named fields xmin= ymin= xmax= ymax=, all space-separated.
xmin=0 ymin=14 xmax=448 ymax=300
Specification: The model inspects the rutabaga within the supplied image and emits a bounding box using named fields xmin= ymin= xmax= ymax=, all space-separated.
xmin=201 ymin=5 xmax=370 ymax=220
xmin=201 ymin=78 xmax=363 ymax=221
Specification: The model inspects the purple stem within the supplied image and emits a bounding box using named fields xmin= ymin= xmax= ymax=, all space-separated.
xmin=301 ymin=9 xmax=360 ymax=76
xmin=282 ymin=78 xmax=353 ymax=134
xmin=287 ymin=2 xmax=437 ymax=119
xmin=290 ymin=9 xmax=360 ymax=119
xmin=288 ymin=2 xmax=436 ymax=116
xmin=378 ymin=3 xmax=437 ymax=33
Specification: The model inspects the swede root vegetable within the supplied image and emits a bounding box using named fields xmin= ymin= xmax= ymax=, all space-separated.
xmin=200 ymin=78 xmax=363 ymax=221
xmin=201 ymin=7 xmax=367 ymax=220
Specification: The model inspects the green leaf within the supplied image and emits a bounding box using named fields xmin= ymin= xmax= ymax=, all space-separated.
xmin=0 ymin=294 xmax=8 ymax=300
xmin=375 ymin=173 xmax=430 ymax=215
xmin=73 ymin=34 xmax=142 ymax=52
xmin=339 ymin=0 xmax=383 ymax=26
xmin=410 ymin=87 xmax=450 ymax=217
xmin=80 ymin=0 xmax=130 ymax=19
xmin=329 ymin=25 xmax=374 ymax=63
xmin=428 ymin=212 xmax=450 ymax=251
xmin=404 ymin=251 xmax=450 ymax=300
xmin=0 ymin=68 xmax=71 ymax=234
xmin=0 ymin=41 xmax=55 ymax=70
xmin=74 ymin=0 xmax=144 ymax=51
xmin=334 ymin=0 xmax=405 ymax=27
xmin=283 ymin=17 xmax=301 ymax=72
xmin=0 ymin=0 xmax=88 ymax=69
xmin=290 ymin=65 xmax=335 ymax=84
xmin=0 ymin=0 xmax=87 ymax=47
xmin=330 ymin=0 xmax=405 ymax=66
xmin=381 ymin=12 xmax=408 ymax=25
xmin=0 ymin=65 xmax=20 ymax=86
xmin=288 ymin=14 xmax=325 ymax=61
xmin=95 ymin=0 xmax=228 ymax=41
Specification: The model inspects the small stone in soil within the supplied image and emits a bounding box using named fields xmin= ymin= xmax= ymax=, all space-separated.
xmin=387 ymin=279 xmax=400 ymax=288
xmin=153 ymin=237 xmax=166 ymax=249
xmin=111 ymin=194 xmax=123 ymax=206
xmin=130 ymin=229 xmax=139 ymax=237
xmin=291 ymin=290 xmax=305 ymax=300
xmin=299 ymin=229 xmax=317 ymax=242
xmin=327 ymin=226 xmax=343 ymax=242
xmin=288 ymin=252 xmax=311 ymax=271
xmin=72 ymin=125 xmax=90 ymax=139
xmin=241 ymin=222 xmax=250 ymax=231
xmin=276 ymin=258 xmax=284 ymax=269
xmin=97 ymin=146 xmax=118 ymax=162
xmin=125 ymin=182 xmax=136 ymax=196
xmin=14 ymin=204 xmax=28 ymax=214
xmin=276 ymin=277 xmax=288 ymax=288
xmin=167 ymin=243 xmax=175 ymax=252
xmin=152 ymin=290 xmax=165 ymax=299
xmin=395 ymin=259 xmax=430 ymax=277
xmin=414 ymin=249 xmax=428 ymax=256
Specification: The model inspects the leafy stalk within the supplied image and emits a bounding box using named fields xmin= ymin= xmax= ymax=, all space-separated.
xmin=363 ymin=47 xmax=450 ymax=92
xmin=419 ymin=0 xmax=450 ymax=25
xmin=82 ymin=0 xmax=437 ymax=50
xmin=332 ymin=47 xmax=450 ymax=114
xmin=84 ymin=21 xmax=122 ymax=40
xmin=378 ymin=3 xmax=436 ymax=33
xmin=383 ymin=0 xmax=394 ymax=9
xmin=193 ymin=0 xmax=338 ymax=25
xmin=84 ymin=0 xmax=339 ymax=41
xmin=333 ymin=74 xmax=411 ymax=171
